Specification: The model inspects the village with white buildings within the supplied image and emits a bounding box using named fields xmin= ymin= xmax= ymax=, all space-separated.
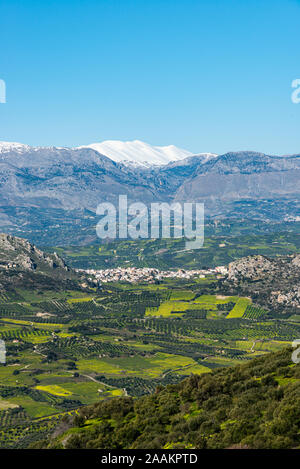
xmin=77 ymin=265 xmax=228 ymax=285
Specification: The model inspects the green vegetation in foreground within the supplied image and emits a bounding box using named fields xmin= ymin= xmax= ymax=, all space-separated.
xmin=34 ymin=348 xmax=300 ymax=449
xmin=0 ymin=274 xmax=300 ymax=448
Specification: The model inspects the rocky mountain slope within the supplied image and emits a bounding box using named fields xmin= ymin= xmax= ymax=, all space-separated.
xmin=225 ymin=254 xmax=300 ymax=315
xmin=0 ymin=233 xmax=85 ymax=290
xmin=0 ymin=233 xmax=69 ymax=273
xmin=0 ymin=142 xmax=300 ymax=244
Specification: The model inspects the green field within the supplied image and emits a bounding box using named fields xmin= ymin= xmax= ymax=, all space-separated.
xmin=227 ymin=298 xmax=252 ymax=318
xmin=35 ymin=385 xmax=72 ymax=397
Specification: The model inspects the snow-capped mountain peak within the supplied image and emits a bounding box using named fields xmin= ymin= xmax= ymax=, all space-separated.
xmin=0 ymin=139 xmax=217 ymax=168
xmin=0 ymin=141 xmax=31 ymax=154
xmin=78 ymin=140 xmax=194 ymax=166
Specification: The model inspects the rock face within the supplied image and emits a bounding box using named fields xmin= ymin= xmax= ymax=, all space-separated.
xmin=0 ymin=233 xmax=102 ymax=295
xmin=0 ymin=144 xmax=300 ymax=244
xmin=291 ymin=255 xmax=300 ymax=268
xmin=0 ymin=233 xmax=83 ymax=294
xmin=228 ymin=255 xmax=275 ymax=281
xmin=226 ymin=254 xmax=300 ymax=312
xmin=0 ymin=233 xmax=69 ymax=273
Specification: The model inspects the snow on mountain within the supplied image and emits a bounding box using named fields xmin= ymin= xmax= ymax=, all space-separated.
xmin=0 ymin=139 xmax=217 ymax=168
xmin=188 ymin=153 xmax=218 ymax=164
xmin=79 ymin=140 xmax=194 ymax=166
xmin=0 ymin=141 xmax=31 ymax=154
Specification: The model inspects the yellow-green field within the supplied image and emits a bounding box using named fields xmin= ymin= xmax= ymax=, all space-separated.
xmin=76 ymin=353 xmax=211 ymax=378
xmin=35 ymin=385 xmax=72 ymax=396
xmin=145 ymin=294 xmax=243 ymax=318
xmin=226 ymin=298 xmax=252 ymax=318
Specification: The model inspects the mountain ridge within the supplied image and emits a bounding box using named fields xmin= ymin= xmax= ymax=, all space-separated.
xmin=78 ymin=139 xmax=197 ymax=166
xmin=0 ymin=141 xmax=300 ymax=244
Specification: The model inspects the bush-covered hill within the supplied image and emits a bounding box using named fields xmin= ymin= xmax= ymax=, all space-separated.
xmin=35 ymin=348 xmax=300 ymax=449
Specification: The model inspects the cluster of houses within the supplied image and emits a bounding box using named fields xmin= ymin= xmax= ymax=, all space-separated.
xmin=77 ymin=265 xmax=228 ymax=284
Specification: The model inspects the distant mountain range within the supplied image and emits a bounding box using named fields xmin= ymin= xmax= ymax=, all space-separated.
xmin=0 ymin=140 xmax=299 ymax=244
xmin=0 ymin=140 xmax=216 ymax=167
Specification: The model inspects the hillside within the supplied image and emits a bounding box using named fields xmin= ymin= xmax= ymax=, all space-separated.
xmin=224 ymin=254 xmax=300 ymax=315
xmin=0 ymin=233 xmax=69 ymax=273
xmin=0 ymin=233 xmax=86 ymax=291
xmin=33 ymin=348 xmax=300 ymax=449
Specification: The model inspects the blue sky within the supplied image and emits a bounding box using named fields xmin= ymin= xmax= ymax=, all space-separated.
xmin=1 ymin=0 xmax=300 ymax=154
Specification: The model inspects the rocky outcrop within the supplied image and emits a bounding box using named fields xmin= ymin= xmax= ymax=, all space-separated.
xmin=0 ymin=233 xmax=69 ymax=272
xmin=226 ymin=254 xmax=300 ymax=313
xmin=228 ymin=255 xmax=275 ymax=281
